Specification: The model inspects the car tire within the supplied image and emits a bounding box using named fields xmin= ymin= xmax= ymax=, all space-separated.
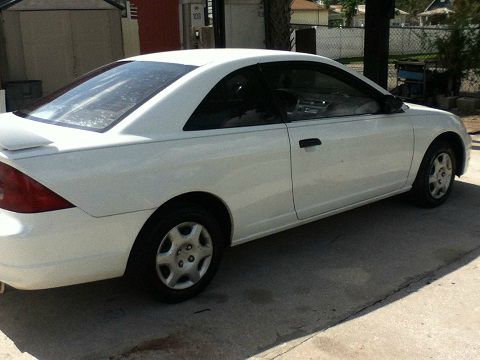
xmin=409 ymin=141 xmax=456 ymax=208
xmin=129 ymin=203 xmax=225 ymax=303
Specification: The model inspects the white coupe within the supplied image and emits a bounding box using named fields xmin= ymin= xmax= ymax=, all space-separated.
xmin=0 ymin=49 xmax=471 ymax=302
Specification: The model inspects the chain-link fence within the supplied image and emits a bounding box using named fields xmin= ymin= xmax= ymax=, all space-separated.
xmin=292 ymin=24 xmax=480 ymax=96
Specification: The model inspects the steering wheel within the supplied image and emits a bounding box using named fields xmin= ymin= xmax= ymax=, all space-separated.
xmin=274 ymin=89 xmax=300 ymax=114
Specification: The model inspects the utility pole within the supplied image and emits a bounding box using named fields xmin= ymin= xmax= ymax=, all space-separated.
xmin=363 ymin=0 xmax=395 ymax=89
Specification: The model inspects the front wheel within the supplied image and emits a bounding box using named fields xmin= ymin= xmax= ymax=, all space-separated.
xmin=130 ymin=204 xmax=225 ymax=303
xmin=409 ymin=141 xmax=456 ymax=208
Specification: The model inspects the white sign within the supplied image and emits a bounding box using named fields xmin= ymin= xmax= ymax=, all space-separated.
xmin=191 ymin=5 xmax=205 ymax=28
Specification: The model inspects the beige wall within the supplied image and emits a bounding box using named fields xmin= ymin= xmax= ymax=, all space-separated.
xmin=70 ymin=10 xmax=123 ymax=76
xmin=122 ymin=18 xmax=140 ymax=57
xmin=1 ymin=11 xmax=26 ymax=81
xmin=9 ymin=0 xmax=118 ymax=10
xmin=292 ymin=9 xmax=329 ymax=25
xmin=1 ymin=9 xmax=123 ymax=94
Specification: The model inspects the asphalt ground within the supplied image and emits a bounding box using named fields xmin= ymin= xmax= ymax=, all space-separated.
xmin=1 ymin=134 xmax=479 ymax=360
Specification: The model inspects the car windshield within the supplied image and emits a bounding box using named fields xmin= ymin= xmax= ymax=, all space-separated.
xmin=15 ymin=61 xmax=197 ymax=131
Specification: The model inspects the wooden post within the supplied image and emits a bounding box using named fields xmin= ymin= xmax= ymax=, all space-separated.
xmin=363 ymin=0 xmax=395 ymax=89
xmin=295 ymin=28 xmax=316 ymax=55
xmin=212 ymin=0 xmax=226 ymax=48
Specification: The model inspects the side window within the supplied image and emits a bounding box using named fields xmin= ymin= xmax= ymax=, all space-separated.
xmin=184 ymin=66 xmax=280 ymax=130
xmin=263 ymin=63 xmax=381 ymax=122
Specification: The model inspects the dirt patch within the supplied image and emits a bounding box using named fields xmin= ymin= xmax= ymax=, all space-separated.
xmin=111 ymin=336 xmax=184 ymax=359
xmin=460 ymin=115 xmax=480 ymax=134
xmin=244 ymin=288 xmax=275 ymax=305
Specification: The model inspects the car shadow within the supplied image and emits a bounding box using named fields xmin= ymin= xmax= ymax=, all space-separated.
xmin=0 ymin=181 xmax=479 ymax=360
xmin=471 ymin=138 xmax=480 ymax=151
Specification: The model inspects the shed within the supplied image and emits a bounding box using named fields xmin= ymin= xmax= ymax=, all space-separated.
xmin=291 ymin=0 xmax=329 ymax=26
xmin=0 ymin=0 xmax=125 ymax=95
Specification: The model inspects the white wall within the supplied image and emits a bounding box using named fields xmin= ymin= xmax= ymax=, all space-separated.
xmin=225 ymin=0 xmax=265 ymax=48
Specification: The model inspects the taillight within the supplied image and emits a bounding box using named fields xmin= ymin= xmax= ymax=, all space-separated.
xmin=0 ymin=162 xmax=74 ymax=213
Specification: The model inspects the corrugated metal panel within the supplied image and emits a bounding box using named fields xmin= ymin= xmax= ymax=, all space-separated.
xmin=134 ymin=0 xmax=180 ymax=54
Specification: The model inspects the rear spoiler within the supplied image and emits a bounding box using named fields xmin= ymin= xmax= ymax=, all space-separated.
xmin=0 ymin=118 xmax=52 ymax=151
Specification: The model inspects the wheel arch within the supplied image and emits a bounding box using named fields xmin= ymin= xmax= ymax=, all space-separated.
xmin=430 ymin=131 xmax=466 ymax=176
xmin=127 ymin=191 xmax=233 ymax=271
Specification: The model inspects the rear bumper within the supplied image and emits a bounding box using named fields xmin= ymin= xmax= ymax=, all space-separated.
xmin=0 ymin=207 xmax=152 ymax=290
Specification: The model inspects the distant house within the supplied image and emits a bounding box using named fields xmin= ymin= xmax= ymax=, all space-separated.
xmin=355 ymin=5 xmax=409 ymax=27
xmin=418 ymin=0 xmax=454 ymax=26
xmin=291 ymin=0 xmax=329 ymax=26
xmin=329 ymin=4 xmax=409 ymax=27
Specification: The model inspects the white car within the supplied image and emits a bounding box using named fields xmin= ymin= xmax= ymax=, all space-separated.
xmin=0 ymin=49 xmax=471 ymax=302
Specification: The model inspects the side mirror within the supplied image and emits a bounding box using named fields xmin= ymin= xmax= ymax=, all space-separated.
xmin=382 ymin=95 xmax=404 ymax=114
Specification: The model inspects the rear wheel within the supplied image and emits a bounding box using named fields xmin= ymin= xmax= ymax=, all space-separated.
xmin=410 ymin=141 xmax=456 ymax=208
xmin=130 ymin=204 xmax=225 ymax=303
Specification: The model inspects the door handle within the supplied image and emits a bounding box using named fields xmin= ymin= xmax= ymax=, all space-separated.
xmin=299 ymin=138 xmax=322 ymax=148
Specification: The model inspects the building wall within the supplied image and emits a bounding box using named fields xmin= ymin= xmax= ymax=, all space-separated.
xmin=224 ymin=0 xmax=266 ymax=48
xmin=134 ymin=0 xmax=180 ymax=53
xmin=1 ymin=8 xmax=123 ymax=94
xmin=0 ymin=11 xmax=26 ymax=82
xmin=291 ymin=9 xmax=329 ymax=25
xmin=7 ymin=0 xmax=118 ymax=10
xmin=121 ymin=18 xmax=141 ymax=57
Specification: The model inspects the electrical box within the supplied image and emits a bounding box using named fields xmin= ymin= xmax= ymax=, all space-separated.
xmin=182 ymin=0 xmax=214 ymax=49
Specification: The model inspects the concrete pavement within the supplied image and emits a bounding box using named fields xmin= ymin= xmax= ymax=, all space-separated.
xmin=254 ymin=134 xmax=480 ymax=360
xmin=0 ymin=135 xmax=479 ymax=360
xmin=253 ymin=247 xmax=480 ymax=360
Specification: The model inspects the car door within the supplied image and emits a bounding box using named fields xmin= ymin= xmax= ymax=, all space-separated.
xmin=182 ymin=65 xmax=296 ymax=241
xmin=262 ymin=61 xmax=414 ymax=220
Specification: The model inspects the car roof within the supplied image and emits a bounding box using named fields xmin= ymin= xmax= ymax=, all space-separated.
xmin=115 ymin=49 xmax=390 ymax=136
xmin=126 ymin=48 xmax=322 ymax=67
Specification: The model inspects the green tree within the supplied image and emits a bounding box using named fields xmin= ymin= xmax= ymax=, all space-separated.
xmin=433 ymin=0 xmax=480 ymax=95
xmin=341 ymin=0 xmax=362 ymax=27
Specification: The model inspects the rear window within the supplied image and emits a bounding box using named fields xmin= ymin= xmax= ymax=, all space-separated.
xmin=15 ymin=61 xmax=197 ymax=132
